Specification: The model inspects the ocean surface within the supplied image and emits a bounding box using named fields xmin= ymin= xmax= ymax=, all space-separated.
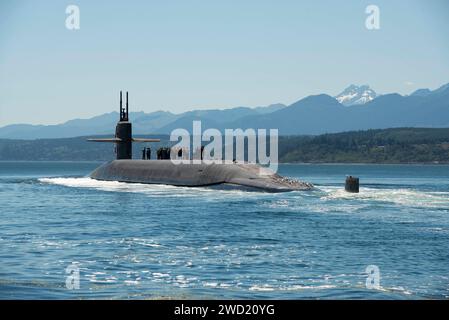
xmin=0 ymin=161 xmax=448 ymax=299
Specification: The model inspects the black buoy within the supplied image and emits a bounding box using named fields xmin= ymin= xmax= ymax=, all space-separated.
xmin=345 ymin=176 xmax=359 ymax=193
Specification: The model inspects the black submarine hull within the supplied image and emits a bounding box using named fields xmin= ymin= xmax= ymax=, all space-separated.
xmin=89 ymin=160 xmax=314 ymax=193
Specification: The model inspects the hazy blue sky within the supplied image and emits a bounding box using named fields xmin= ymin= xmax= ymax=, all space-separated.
xmin=0 ymin=0 xmax=448 ymax=126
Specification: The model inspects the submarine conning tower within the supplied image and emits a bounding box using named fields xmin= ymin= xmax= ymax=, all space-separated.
xmin=87 ymin=91 xmax=160 ymax=159
xmin=116 ymin=91 xmax=132 ymax=159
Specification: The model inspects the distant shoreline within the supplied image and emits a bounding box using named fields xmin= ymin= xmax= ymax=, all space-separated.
xmin=281 ymin=162 xmax=449 ymax=165
xmin=1 ymin=160 xmax=449 ymax=166
xmin=1 ymin=127 xmax=449 ymax=163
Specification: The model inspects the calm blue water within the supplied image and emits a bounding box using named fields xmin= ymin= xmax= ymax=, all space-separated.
xmin=0 ymin=161 xmax=448 ymax=299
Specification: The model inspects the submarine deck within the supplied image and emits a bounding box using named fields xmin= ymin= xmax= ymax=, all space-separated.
xmin=89 ymin=160 xmax=313 ymax=193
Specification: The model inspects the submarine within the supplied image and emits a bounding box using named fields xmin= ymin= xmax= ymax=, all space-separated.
xmin=88 ymin=92 xmax=313 ymax=192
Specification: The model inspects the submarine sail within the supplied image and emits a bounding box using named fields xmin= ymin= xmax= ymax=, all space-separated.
xmin=87 ymin=91 xmax=160 ymax=159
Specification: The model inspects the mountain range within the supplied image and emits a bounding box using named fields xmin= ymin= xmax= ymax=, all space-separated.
xmin=0 ymin=83 xmax=448 ymax=139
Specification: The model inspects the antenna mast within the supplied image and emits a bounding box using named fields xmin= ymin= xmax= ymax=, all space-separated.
xmin=120 ymin=91 xmax=124 ymax=121
xmin=125 ymin=91 xmax=129 ymax=121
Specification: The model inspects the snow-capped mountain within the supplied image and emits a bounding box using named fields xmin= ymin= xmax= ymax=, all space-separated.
xmin=335 ymin=85 xmax=378 ymax=106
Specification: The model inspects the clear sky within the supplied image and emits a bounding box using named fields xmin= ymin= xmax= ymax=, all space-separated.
xmin=0 ymin=0 xmax=448 ymax=126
